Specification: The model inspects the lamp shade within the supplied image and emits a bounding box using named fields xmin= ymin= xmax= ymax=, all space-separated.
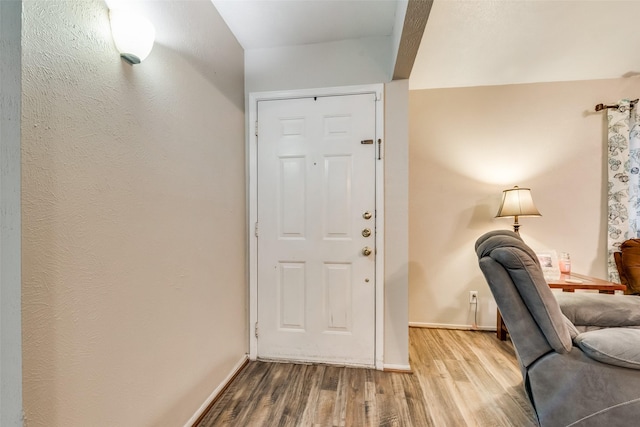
xmin=495 ymin=186 xmax=541 ymax=218
xmin=109 ymin=9 xmax=155 ymax=64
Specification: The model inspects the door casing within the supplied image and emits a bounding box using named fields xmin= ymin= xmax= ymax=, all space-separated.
xmin=248 ymin=84 xmax=385 ymax=369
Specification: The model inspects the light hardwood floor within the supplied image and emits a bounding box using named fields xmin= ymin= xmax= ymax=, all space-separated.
xmin=196 ymin=328 xmax=537 ymax=426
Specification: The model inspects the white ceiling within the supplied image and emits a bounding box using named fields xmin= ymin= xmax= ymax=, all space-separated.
xmin=411 ymin=0 xmax=640 ymax=90
xmin=211 ymin=0 xmax=640 ymax=90
xmin=211 ymin=0 xmax=398 ymax=49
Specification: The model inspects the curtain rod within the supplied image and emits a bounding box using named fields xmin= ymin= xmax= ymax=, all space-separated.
xmin=595 ymin=99 xmax=639 ymax=112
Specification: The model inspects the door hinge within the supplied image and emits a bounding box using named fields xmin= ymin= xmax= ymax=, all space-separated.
xmin=255 ymin=120 xmax=258 ymax=137
xmin=377 ymin=138 xmax=382 ymax=160
xmin=255 ymin=321 xmax=259 ymax=338
xmin=254 ymin=222 xmax=259 ymax=237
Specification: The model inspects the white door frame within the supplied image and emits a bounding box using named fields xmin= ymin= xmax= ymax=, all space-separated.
xmin=248 ymin=84 xmax=385 ymax=370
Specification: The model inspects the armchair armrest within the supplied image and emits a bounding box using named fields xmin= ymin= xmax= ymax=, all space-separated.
xmin=555 ymin=292 xmax=640 ymax=328
xmin=575 ymin=328 xmax=640 ymax=370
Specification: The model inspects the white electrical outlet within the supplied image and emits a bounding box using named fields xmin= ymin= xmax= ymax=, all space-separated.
xmin=469 ymin=291 xmax=478 ymax=304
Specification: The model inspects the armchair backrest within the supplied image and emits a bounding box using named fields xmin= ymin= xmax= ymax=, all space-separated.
xmin=475 ymin=230 xmax=573 ymax=369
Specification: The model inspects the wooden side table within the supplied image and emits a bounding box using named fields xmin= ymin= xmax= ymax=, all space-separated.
xmin=548 ymin=273 xmax=625 ymax=294
xmin=496 ymin=273 xmax=626 ymax=340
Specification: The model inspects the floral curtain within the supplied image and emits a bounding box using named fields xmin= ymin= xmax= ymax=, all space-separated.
xmin=607 ymin=99 xmax=640 ymax=281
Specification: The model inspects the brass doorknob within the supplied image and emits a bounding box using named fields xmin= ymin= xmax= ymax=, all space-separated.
xmin=362 ymin=228 xmax=371 ymax=237
xmin=363 ymin=211 xmax=372 ymax=220
xmin=362 ymin=247 xmax=372 ymax=256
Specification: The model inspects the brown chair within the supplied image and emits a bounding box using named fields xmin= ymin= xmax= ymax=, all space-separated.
xmin=613 ymin=239 xmax=640 ymax=295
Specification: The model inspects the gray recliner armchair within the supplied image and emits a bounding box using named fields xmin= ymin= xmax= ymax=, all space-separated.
xmin=476 ymin=230 xmax=640 ymax=427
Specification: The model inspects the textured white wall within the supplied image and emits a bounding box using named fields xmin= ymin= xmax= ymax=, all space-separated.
xmin=21 ymin=1 xmax=246 ymax=426
xmin=0 ymin=1 xmax=23 ymax=426
xmin=409 ymin=77 xmax=640 ymax=329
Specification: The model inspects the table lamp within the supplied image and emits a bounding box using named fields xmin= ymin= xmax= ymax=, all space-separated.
xmin=495 ymin=186 xmax=541 ymax=234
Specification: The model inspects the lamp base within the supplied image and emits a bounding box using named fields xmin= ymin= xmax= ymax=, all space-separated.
xmin=512 ymin=215 xmax=521 ymax=234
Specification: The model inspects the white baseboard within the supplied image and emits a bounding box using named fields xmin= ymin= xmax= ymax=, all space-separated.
xmin=409 ymin=322 xmax=496 ymax=332
xmin=184 ymin=354 xmax=249 ymax=427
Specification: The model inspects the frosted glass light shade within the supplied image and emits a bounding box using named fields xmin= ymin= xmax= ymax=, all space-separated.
xmin=496 ymin=186 xmax=541 ymax=218
xmin=109 ymin=9 xmax=155 ymax=64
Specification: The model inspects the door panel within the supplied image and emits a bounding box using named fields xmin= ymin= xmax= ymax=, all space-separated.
xmin=324 ymin=155 xmax=351 ymax=238
xmin=279 ymin=262 xmax=305 ymax=329
xmin=279 ymin=157 xmax=306 ymax=238
xmin=257 ymin=93 xmax=376 ymax=366
xmin=324 ymin=262 xmax=351 ymax=331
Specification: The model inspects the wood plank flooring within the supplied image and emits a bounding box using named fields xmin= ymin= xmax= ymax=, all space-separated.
xmin=195 ymin=328 xmax=537 ymax=426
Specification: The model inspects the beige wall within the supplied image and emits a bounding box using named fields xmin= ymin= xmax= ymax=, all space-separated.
xmin=409 ymin=77 xmax=640 ymax=329
xmin=21 ymin=1 xmax=246 ymax=426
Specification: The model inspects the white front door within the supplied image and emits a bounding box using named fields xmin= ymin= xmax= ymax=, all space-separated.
xmin=256 ymin=93 xmax=377 ymax=366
